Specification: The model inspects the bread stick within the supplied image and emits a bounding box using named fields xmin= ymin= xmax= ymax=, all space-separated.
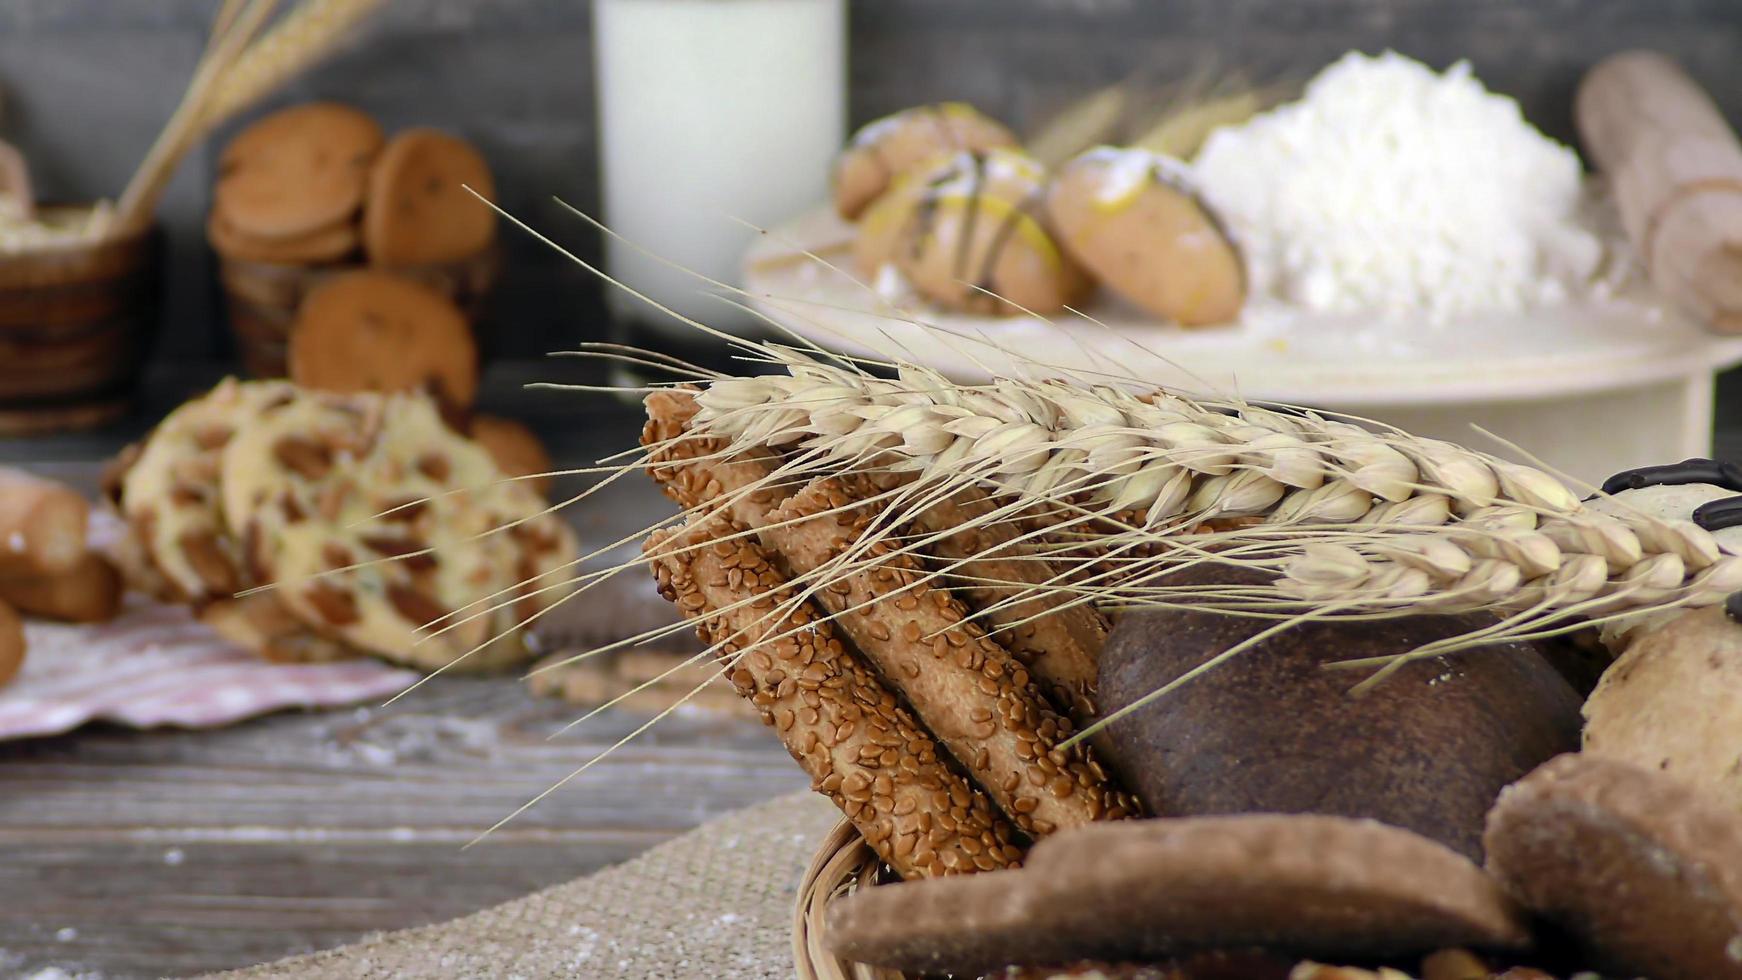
xmin=0 ymin=598 xmax=24 ymax=689
xmin=763 ymin=475 xmax=1138 ymax=836
xmin=643 ymin=390 xmax=1138 ymax=834
xmin=0 ymin=469 xmax=87 ymax=577
xmin=0 ymin=552 xmax=122 ymax=623
xmin=863 ymin=470 xmax=1107 ymax=722
xmin=648 ymin=516 xmax=1023 ymax=877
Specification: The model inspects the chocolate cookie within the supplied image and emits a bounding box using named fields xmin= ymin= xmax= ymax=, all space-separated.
xmin=219 ymin=389 xmax=575 ymax=672
xmin=363 ymin=128 xmax=497 ymax=266
xmin=1484 ymin=753 xmax=1742 ymax=980
xmin=826 ymin=814 xmax=1529 ymax=975
xmin=287 ymin=271 xmax=479 ymax=410
xmin=216 ymin=102 xmax=383 ymax=240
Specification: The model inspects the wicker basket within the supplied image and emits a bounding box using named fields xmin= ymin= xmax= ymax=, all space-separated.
xmin=216 ymin=243 xmax=501 ymax=378
xmin=795 ymin=819 xmax=913 ymax=980
xmin=0 ymin=211 xmax=160 ymax=434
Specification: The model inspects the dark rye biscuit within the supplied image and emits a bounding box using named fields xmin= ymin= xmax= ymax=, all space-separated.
xmin=826 ymin=814 xmax=1529 ymax=975
xmin=1484 ymin=754 xmax=1742 ymax=980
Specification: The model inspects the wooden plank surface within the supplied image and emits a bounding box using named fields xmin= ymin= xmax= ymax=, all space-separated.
xmin=0 ymin=402 xmax=809 ymax=978
xmin=1 ymin=663 xmax=802 ymax=978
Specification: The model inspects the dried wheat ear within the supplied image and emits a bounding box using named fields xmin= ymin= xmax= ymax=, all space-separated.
xmin=671 ymin=347 xmax=1742 ymax=671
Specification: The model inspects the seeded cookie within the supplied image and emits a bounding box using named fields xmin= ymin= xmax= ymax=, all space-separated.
xmin=826 ymin=814 xmax=1528 ymax=974
xmin=219 ymin=389 xmax=575 ymax=672
xmin=363 ymin=128 xmax=497 ymax=266
xmin=215 ymin=102 xmax=384 ymax=240
xmin=287 ymin=271 xmax=479 ymax=410
xmin=207 ymin=210 xmax=359 ymax=265
xmin=1484 ymin=754 xmax=1742 ymax=980
xmin=834 ymin=102 xmax=1018 ymax=220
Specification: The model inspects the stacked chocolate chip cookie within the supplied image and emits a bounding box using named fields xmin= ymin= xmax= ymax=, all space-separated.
xmin=116 ymin=378 xmax=575 ymax=670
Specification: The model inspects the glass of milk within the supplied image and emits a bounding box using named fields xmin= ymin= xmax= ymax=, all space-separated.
xmin=594 ymin=0 xmax=846 ymax=341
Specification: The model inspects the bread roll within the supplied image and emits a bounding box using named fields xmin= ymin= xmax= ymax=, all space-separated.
xmin=834 ymin=102 xmax=1017 ymax=220
xmin=853 ymin=148 xmax=1090 ymax=316
xmin=1049 ymin=146 xmax=1244 ymax=327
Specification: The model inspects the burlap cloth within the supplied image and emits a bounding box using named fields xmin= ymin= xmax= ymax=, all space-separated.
xmin=206 ymin=790 xmax=837 ymax=979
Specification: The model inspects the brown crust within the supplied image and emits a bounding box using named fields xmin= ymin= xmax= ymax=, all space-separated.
xmin=764 ymin=474 xmax=1137 ymax=836
xmin=861 ymin=469 xmax=1107 ymax=722
xmin=827 ymin=814 xmax=1529 ymax=975
xmin=1483 ymin=753 xmax=1742 ymax=980
xmin=647 ymin=514 xmax=1023 ymax=878
xmin=363 ymin=128 xmax=497 ymax=266
xmin=287 ymin=271 xmax=479 ymax=411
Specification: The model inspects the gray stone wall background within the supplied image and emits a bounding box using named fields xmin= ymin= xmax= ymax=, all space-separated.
xmin=0 ymin=0 xmax=1739 ymax=365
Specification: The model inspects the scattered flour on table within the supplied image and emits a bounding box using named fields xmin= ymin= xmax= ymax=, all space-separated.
xmin=1194 ymin=50 xmax=1609 ymax=319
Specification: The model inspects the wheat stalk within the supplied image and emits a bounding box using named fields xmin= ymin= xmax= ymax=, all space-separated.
xmin=683 ymin=347 xmax=1742 ymax=631
xmin=197 ymin=0 xmax=387 ymax=128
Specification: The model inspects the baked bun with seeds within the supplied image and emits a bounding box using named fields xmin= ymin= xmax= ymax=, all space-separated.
xmin=833 ymin=102 xmax=1018 ymax=220
xmin=853 ymin=148 xmax=1090 ymax=316
xmin=1048 ymin=146 xmax=1245 ymax=327
xmin=1484 ymin=753 xmax=1742 ymax=980
xmin=219 ymin=389 xmax=576 ymax=672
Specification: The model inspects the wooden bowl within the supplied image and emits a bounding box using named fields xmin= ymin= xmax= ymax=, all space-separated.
xmin=0 ymin=211 xmax=160 ymax=434
xmin=215 ymin=243 xmax=501 ymax=378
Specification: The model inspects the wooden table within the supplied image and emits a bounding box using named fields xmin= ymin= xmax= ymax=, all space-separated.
xmin=0 ymin=381 xmax=808 ymax=978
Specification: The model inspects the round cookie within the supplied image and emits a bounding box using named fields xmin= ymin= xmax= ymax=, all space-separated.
xmin=1484 ymin=754 xmax=1742 ymax=980
xmin=1583 ymin=603 xmax=1742 ymax=812
xmin=287 ymin=271 xmax=479 ymax=410
xmin=121 ymin=380 xmax=352 ymax=662
xmin=120 ymin=377 xmax=297 ymax=603
xmin=826 ymin=814 xmax=1528 ymax=975
xmin=469 ymin=415 xmax=554 ymax=499
xmin=215 ymin=102 xmax=383 ymax=240
xmin=834 ymin=102 xmax=1018 ymax=220
xmin=362 ymin=128 xmax=497 ymax=266
xmin=219 ymin=389 xmax=576 ymax=672
xmin=207 ymin=210 xmax=359 ymax=265
xmin=853 ymin=148 xmax=1090 ymax=316
xmin=1048 ymin=146 xmax=1244 ymax=327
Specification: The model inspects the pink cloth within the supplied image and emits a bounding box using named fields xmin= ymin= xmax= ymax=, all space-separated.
xmin=0 ymin=597 xmax=420 ymax=740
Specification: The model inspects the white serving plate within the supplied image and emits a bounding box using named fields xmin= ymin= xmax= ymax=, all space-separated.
xmin=743 ymin=207 xmax=1742 ymax=487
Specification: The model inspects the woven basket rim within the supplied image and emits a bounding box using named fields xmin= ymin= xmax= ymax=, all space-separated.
xmin=794 ymin=819 xmax=912 ymax=980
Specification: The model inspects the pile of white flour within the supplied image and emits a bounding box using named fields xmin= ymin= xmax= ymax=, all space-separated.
xmin=1193 ymin=51 xmax=1606 ymax=319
